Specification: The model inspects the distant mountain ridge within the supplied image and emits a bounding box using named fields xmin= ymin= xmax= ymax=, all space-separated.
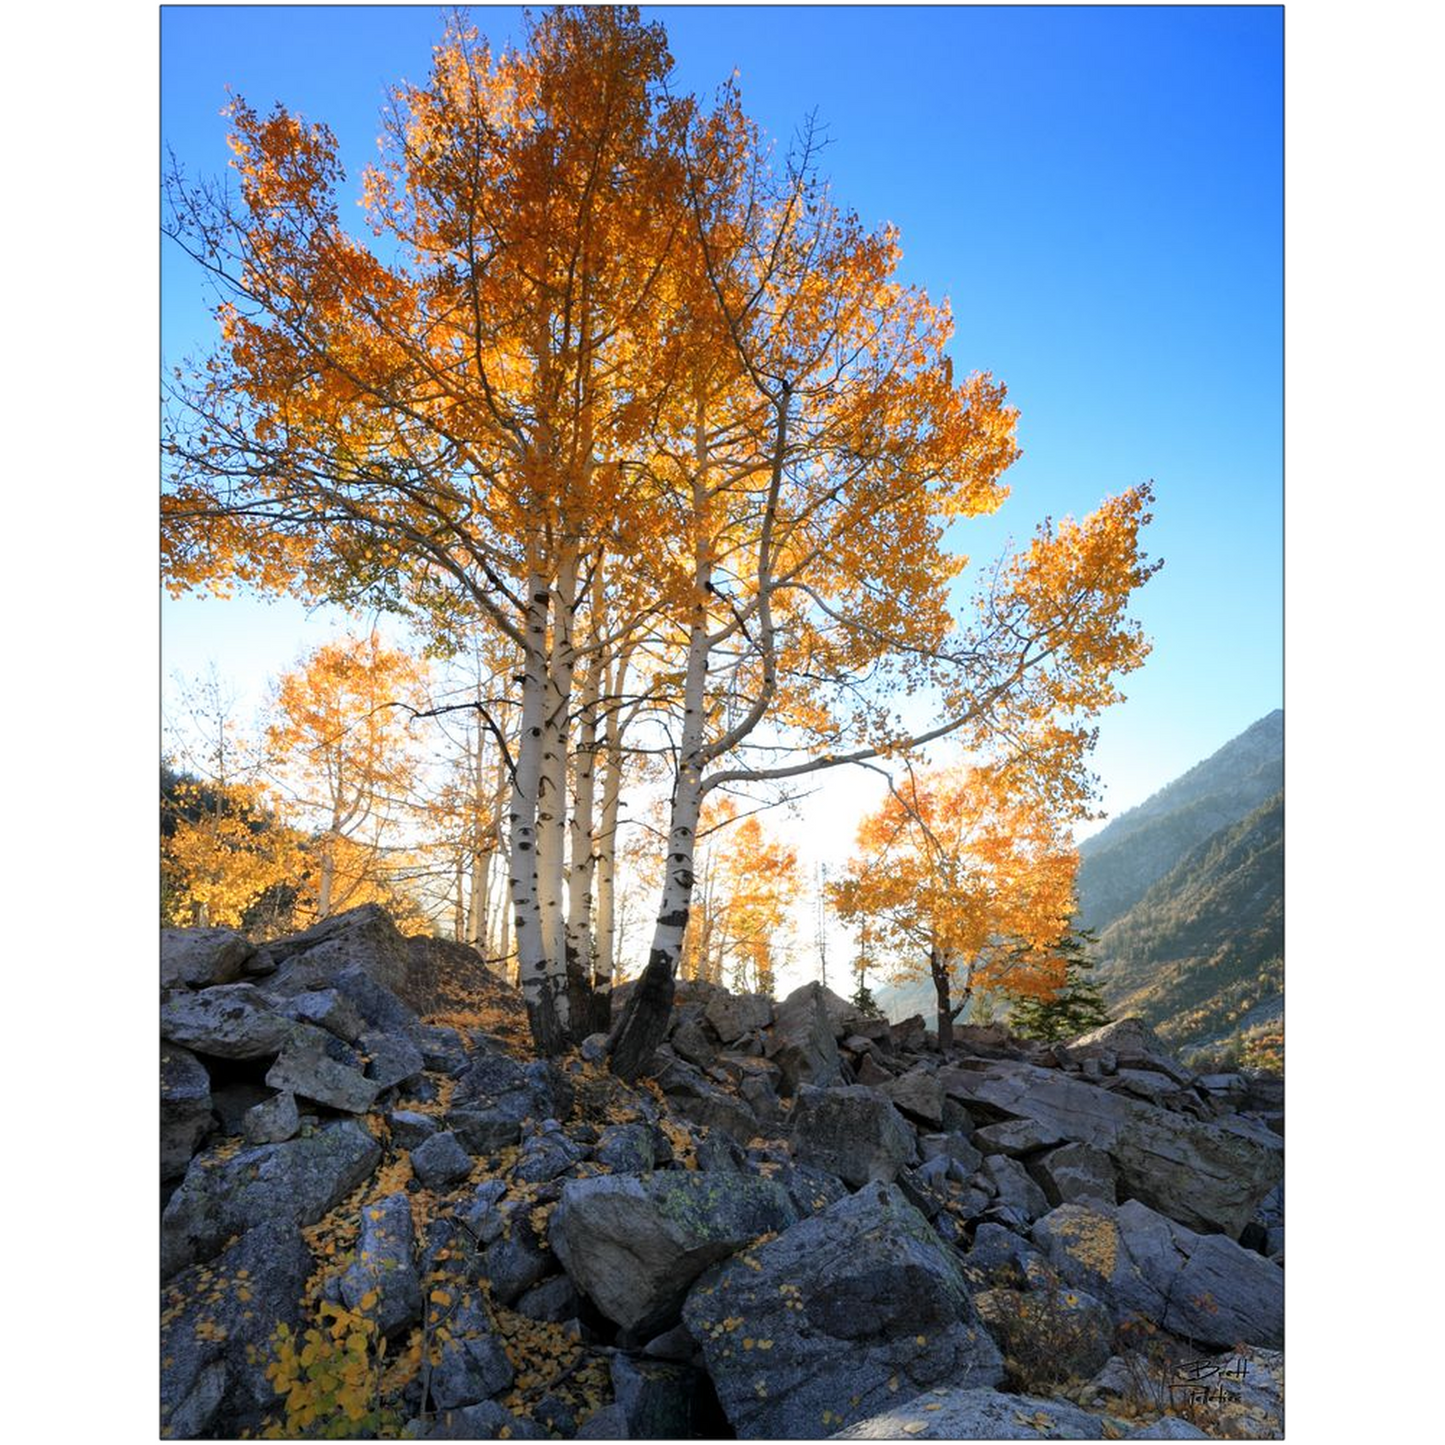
xmin=874 ymin=710 xmax=1284 ymax=1063
xmin=1077 ymin=709 xmax=1283 ymax=932
xmin=1092 ymin=789 xmax=1282 ymax=1056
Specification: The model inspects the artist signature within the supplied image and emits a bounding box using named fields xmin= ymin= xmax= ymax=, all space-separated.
xmin=1168 ymin=1353 xmax=1250 ymax=1408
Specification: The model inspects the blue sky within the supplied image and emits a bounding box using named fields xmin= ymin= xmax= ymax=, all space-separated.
xmin=161 ymin=3 xmax=1283 ymax=827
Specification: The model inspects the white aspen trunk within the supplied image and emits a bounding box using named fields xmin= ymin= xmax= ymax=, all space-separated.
xmin=610 ymin=385 xmax=792 ymax=1078
xmin=566 ymin=641 xmax=603 ymax=1034
xmin=536 ymin=545 xmax=578 ymax=1030
xmin=610 ymin=462 xmax=713 ymax=1076
xmin=317 ymin=837 xmax=336 ymax=919
xmin=511 ymin=575 xmax=566 ymax=1054
xmin=592 ymin=643 xmax=632 ymax=1003
xmin=466 ymin=725 xmax=490 ymax=950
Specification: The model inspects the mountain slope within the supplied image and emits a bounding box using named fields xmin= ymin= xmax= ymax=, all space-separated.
xmin=1093 ymin=789 xmax=1283 ymax=1058
xmin=1076 ymin=709 xmax=1282 ymax=932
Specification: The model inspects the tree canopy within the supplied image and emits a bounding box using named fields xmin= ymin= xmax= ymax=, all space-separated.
xmin=163 ymin=6 xmax=1159 ymax=1066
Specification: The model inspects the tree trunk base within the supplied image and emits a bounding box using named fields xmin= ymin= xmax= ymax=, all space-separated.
xmin=607 ymin=951 xmax=675 ymax=1081
xmin=525 ymin=987 xmax=569 ymax=1058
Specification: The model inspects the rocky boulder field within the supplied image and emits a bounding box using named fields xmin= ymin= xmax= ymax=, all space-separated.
xmin=160 ymin=906 xmax=1284 ymax=1439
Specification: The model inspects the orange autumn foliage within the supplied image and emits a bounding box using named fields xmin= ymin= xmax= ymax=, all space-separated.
xmin=831 ymin=763 xmax=1080 ymax=1037
xmin=265 ymin=633 xmax=428 ymax=922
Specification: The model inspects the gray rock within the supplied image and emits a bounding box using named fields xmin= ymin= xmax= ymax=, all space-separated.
xmin=340 ymin=1191 xmax=423 ymax=1336
xmin=959 ymin=1223 xmax=1054 ymax=1292
xmin=918 ymin=1132 xmax=984 ymax=1174
xmin=973 ymin=1285 xmax=1114 ymax=1386
xmin=514 ymin=1124 xmax=588 ymax=1183
xmin=428 ymin=1297 xmax=516 ymax=1408
xmin=1114 ymin=1068 xmax=1191 ymax=1105
xmin=162 ymin=1118 xmax=380 ymax=1278
xmin=159 ymin=1219 xmax=313 ymax=1437
xmin=278 ymin=987 xmax=367 ymax=1042
xmin=418 ymin=1024 xmax=471 ymax=1077
xmin=1034 ymin=1200 xmax=1284 ymax=1348
xmin=161 ymin=984 xmax=295 ymax=1060
xmin=684 ymin=1184 xmax=1003 ymax=1439
xmin=773 ymin=1162 xmax=850 ymax=1218
xmin=242 ymin=1090 xmax=300 ymax=1145
xmin=695 ymin=1129 xmax=747 ymax=1173
xmin=972 ymin=1118 xmax=1069 ymax=1156
xmin=161 ymin=928 xmax=256 ymax=990
xmin=890 ymin=1014 xmax=928 ymax=1052
xmin=855 ymin=1052 xmax=895 ymax=1088
xmin=832 ymin=1387 xmax=1107 ymax=1439
xmin=610 ymin=1354 xmax=698 ymax=1437
xmin=254 ymin=903 xmax=413 ymax=997
xmin=453 ymin=1048 xmax=572 ymax=1127
xmin=1068 ymin=1018 xmax=1194 ymax=1087
xmin=516 ymin=1273 xmax=580 ymax=1323
xmin=594 ymin=1122 xmax=656 ymax=1174
xmin=654 ymin=1057 xmax=759 ymax=1145
xmin=1031 ymin=1142 xmax=1118 ymax=1208
xmin=265 ymin=1023 xmax=382 ymax=1114
xmin=551 ymin=1172 xmax=799 ymax=1337
xmin=938 ymin=1057 xmax=1279 ymax=1236
xmin=328 ymin=964 xmax=424 ymax=1042
xmin=460 ymin=1180 xmax=508 ymax=1244
xmin=161 ymin=1044 xmax=214 ymax=1180
xmin=1124 ymin=1419 xmax=1212 ymax=1439
xmin=882 ymin=1066 xmax=945 ymax=1127
xmin=411 ymin=1131 xmax=474 ymax=1189
xmin=388 ymin=1109 xmax=439 ymax=1150
xmin=814 ymin=984 xmax=871 ymax=1038
xmin=982 ymin=1155 xmax=1050 ymax=1223
xmin=450 ymin=1108 xmax=524 ymax=1154
xmin=641 ymin=1321 xmax=699 ymax=1362
xmin=671 ymin=1009 xmax=720 ymax=1069
xmin=361 ymin=1031 xmax=427 ymax=1090
xmin=791 ymin=1084 xmax=915 ymax=1187
xmin=425 ymin=1401 xmax=547 ymax=1439
xmin=210 ymin=1081 xmax=274 ymax=1136
xmin=705 ymin=990 xmax=773 ymax=1043
xmin=766 ymin=982 xmax=844 ymax=1094
xmin=482 ymin=1212 xmax=555 ymax=1304
xmin=575 ymin=1403 xmax=630 ymax=1438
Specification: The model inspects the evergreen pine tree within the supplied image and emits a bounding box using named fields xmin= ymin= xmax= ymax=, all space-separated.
xmin=1006 ymin=927 xmax=1114 ymax=1043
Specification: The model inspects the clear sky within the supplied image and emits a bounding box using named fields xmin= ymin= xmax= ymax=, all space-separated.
xmin=161 ymin=3 xmax=1283 ymax=850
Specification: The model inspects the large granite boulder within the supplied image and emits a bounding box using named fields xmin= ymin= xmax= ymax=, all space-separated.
xmin=159 ymin=1219 xmax=313 ymax=1438
xmin=162 ymin=1119 xmax=381 ymax=1278
xmin=1030 ymin=1142 xmax=1118 ymax=1208
xmin=881 ymin=1067 xmax=945 ymax=1128
xmin=654 ymin=1056 xmax=760 ymax=1145
xmin=339 ymin=1191 xmax=423 ymax=1336
xmin=1034 ymin=1200 xmax=1284 ymax=1348
xmin=161 ymin=1044 xmax=214 ymax=1180
xmin=705 ymin=990 xmax=773 ymax=1043
xmin=550 ymin=1172 xmax=799 ymax=1337
xmin=161 ymin=984 xmax=295 ymax=1060
xmin=428 ymin=1296 xmax=516 ymax=1409
xmin=1068 ymin=1017 xmax=1194 ymax=1086
xmin=265 ymin=1023 xmax=382 ymax=1114
xmin=252 ymin=904 xmax=412 ymax=997
xmin=765 ymin=983 xmax=844 ymax=1095
xmin=832 ymin=1387 xmax=1108 ymax=1439
xmin=161 ymin=928 xmax=256 ymax=990
xmin=791 ymin=1085 xmax=916 ymax=1187
xmin=938 ymin=1057 xmax=1279 ymax=1235
xmin=682 ymin=1184 xmax=1003 ymax=1438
